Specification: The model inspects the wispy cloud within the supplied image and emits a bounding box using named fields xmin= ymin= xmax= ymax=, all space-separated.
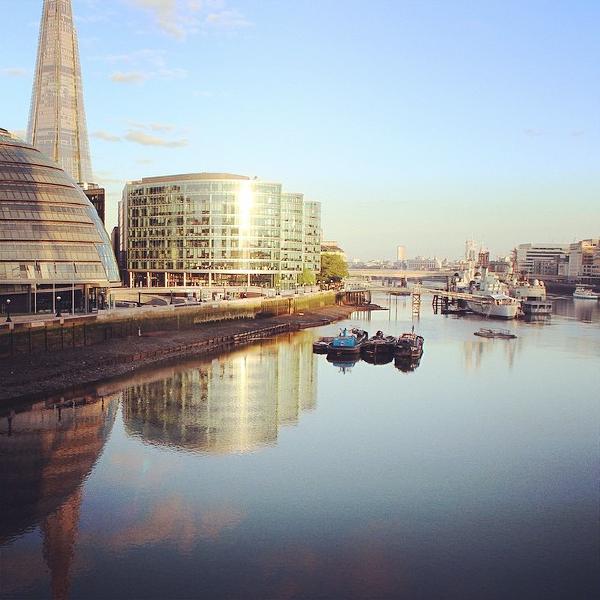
xmin=111 ymin=71 xmax=148 ymax=84
xmin=1 ymin=67 xmax=27 ymax=77
xmin=130 ymin=0 xmax=251 ymax=39
xmin=107 ymin=49 xmax=187 ymax=83
xmin=524 ymin=128 xmax=545 ymax=137
xmin=125 ymin=130 xmax=188 ymax=147
xmin=205 ymin=9 xmax=251 ymax=29
xmin=92 ymin=130 xmax=122 ymax=142
xmin=129 ymin=121 xmax=177 ymax=133
xmin=570 ymin=129 xmax=585 ymax=138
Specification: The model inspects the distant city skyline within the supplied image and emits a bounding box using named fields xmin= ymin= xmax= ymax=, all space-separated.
xmin=2 ymin=0 xmax=599 ymax=259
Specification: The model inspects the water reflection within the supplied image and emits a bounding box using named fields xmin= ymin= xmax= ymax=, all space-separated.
xmin=0 ymin=392 xmax=119 ymax=599
xmin=122 ymin=332 xmax=317 ymax=454
xmin=553 ymin=296 xmax=600 ymax=323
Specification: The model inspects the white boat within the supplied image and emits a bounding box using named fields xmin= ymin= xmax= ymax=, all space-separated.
xmin=466 ymin=271 xmax=519 ymax=319
xmin=573 ymin=286 xmax=600 ymax=300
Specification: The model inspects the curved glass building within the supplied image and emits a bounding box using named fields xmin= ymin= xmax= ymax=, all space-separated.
xmin=121 ymin=173 xmax=321 ymax=288
xmin=0 ymin=129 xmax=120 ymax=314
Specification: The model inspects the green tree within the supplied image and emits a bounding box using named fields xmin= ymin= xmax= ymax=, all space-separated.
xmin=298 ymin=269 xmax=316 ymax=285
xmin=319 ymin=254 xmax=348 ymax=285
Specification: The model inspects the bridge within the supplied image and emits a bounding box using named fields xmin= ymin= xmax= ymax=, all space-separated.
xmin=348 ymin=268 xmax=454 ymax=281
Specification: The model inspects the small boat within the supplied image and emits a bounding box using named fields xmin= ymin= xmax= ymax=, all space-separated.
xmin=394 ymin=332 xmax=424 ymax=359
xmin=327 ymin=328 xmax=368 ymax=357
xmin=361 ymin=330 xmax=396 ymax=357
xmin=313 ymin=336 xmax=334 ymax=353
xmin=473 ymin=328 xmax=517 ymax=339
xmin=573 ymin=286 xmax=600 ymax=300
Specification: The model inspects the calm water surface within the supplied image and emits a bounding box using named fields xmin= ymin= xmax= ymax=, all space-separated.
xmin=1 ymin=296 xmax=599 ymax=599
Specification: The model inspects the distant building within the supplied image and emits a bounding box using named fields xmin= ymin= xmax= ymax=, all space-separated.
xmin=465 ymin=240 xmax=479 ymax=262
xmin=405 ymin=257 xmax=441 ymax=271
xmin=516 ymin=243 xmax=569 ymax=275
xmin=321 ymin=241 xmax=345 ymax=258
xmin=478 ymin=250 xmax=490 ymax=268
xmin=82 ymin=184 xmax=106 ymax=224
xmin=120 ymin=173 xmax=321 ymax=288
xmin=488 ymin=259 xmax=511 ymax=274
xmin=568 ymin=239 xmax=599 ymax=277
xmin=396 ymin=245 xmax=406 ymax=261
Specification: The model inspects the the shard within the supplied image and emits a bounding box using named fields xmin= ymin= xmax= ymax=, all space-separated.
xmin=27 ymin=0 xmax=93 ymax=184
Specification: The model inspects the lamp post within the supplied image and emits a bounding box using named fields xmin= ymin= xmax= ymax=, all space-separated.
xmin=5 ymin=298 xmax=11 ymax=323
xmin=56 ymin=295 xmax=62 ymax=318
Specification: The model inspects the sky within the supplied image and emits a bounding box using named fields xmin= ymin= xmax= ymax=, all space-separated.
xmin=1 ymin=0 xmax=599 ymax=260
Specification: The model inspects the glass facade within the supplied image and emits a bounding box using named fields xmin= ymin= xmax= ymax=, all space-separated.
xmin=122 ymin=173 xmax=321 ymax=288
xmin=27 ymin=0 xmax=93 ymax=184
xmin=0 ymin=129 xmax=120 ymax=312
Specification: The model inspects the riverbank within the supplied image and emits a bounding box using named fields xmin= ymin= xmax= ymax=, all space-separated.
xmin=0 ymin=304 xmax=355 ymax=403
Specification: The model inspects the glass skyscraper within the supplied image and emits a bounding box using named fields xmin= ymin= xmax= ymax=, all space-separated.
xmin=121 ymin=173 xmax=321 ymax=288
xmin=27 ymin=0 xmax=93 ymax=185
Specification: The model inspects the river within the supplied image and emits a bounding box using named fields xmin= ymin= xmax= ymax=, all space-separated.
xmin=1 ymin=295 xmax=598 ymax=599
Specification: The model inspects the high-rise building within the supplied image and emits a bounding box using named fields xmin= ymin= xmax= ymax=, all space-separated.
xmin=120 ymin=173 xmax=321 ymax=288
xmin=27 ymin=0 xmax=93 ymax=185
xmin=396 ymin=245 xmax=406 ymax=261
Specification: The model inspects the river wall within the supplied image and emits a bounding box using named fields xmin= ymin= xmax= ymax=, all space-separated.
xmin=0 ymin=291 xmax=338 ymax=359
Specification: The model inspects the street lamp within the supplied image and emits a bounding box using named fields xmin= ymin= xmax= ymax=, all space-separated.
xmin=5 ymin=298 xmax=11 ymax=323
xmin=56 ymin=295 xmax=62 ymax=318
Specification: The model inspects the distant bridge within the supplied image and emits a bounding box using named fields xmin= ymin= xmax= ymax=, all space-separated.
xmin=348 ymin=268 xmax=454 ymax=280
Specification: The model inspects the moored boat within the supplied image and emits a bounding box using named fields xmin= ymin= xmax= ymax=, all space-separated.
xmin=573 ymin=286 xmax=600 ymax=300
xmin=327 ymin=328 xmax=368 ymax=357
xmin=361 ymin=330 xmax=396 ymax=358
xmin=394 ymin=332 xmax=424 ymax=359
xmin=313 ymin=337 xmax=334 ymax=353
xmin=473 ymin=328 xmax=517 ymax=339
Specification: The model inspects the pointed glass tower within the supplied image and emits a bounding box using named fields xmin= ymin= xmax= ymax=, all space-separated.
xmin=27 ymin=0 xmax=93 ymax=184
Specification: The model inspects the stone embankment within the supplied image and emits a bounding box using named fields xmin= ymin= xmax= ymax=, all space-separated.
xmin=0 ymin=300 xmax=354 ymax=403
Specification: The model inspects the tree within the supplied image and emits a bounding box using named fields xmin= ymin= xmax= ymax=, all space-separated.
xmin=298 ymin=269 xmax=316 ymax=285
xmin=319 ymin=254 xmax=348 ymax=285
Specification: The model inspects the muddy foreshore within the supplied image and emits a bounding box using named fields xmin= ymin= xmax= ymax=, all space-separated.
xmin=0 ymin=305 xmax=356 ymax=404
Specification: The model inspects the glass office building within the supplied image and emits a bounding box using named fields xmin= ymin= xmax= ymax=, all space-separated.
xmin=0 ymin=129 xmax=120 ymax=314
xmin=121 ymin=173 xmax=321 ymax=288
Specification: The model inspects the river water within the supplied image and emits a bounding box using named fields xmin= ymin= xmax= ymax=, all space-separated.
xmin=1 ymin=295 xmax=599 ymax=599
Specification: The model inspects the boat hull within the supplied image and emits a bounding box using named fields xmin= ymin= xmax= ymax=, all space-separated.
xmin=466 ymin=300 xmax=518 ymax=319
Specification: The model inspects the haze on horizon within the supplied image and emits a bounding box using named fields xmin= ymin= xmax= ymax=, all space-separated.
xmin=2 ymin=0 xmax=598 ymax=260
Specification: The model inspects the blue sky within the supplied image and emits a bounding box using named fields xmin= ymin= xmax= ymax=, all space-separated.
xmin=2 ymin=0 xmax=599 ymax=259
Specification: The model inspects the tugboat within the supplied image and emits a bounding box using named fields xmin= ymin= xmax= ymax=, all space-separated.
xmin=327 ymin=328 xmax=368 ymax=358
xmin=361 ymin=330 xmax=396 ymax=360
xmin=394 ymin=331 xmax=424 ymax=360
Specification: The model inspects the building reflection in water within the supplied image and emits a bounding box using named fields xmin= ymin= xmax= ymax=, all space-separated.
xmin=123 ymin=331 xmax=318 ymax=454
xmin=463 ymin=336 xmax=520 ymax=371
xmin=0 ymin=392 xmax=119 ymax=600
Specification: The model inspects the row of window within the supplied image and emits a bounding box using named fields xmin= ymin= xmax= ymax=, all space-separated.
xmin=0 ymin=202 xmax=91 ymax=223
xmin=0 ymin=261 xmax=107 ymax=282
